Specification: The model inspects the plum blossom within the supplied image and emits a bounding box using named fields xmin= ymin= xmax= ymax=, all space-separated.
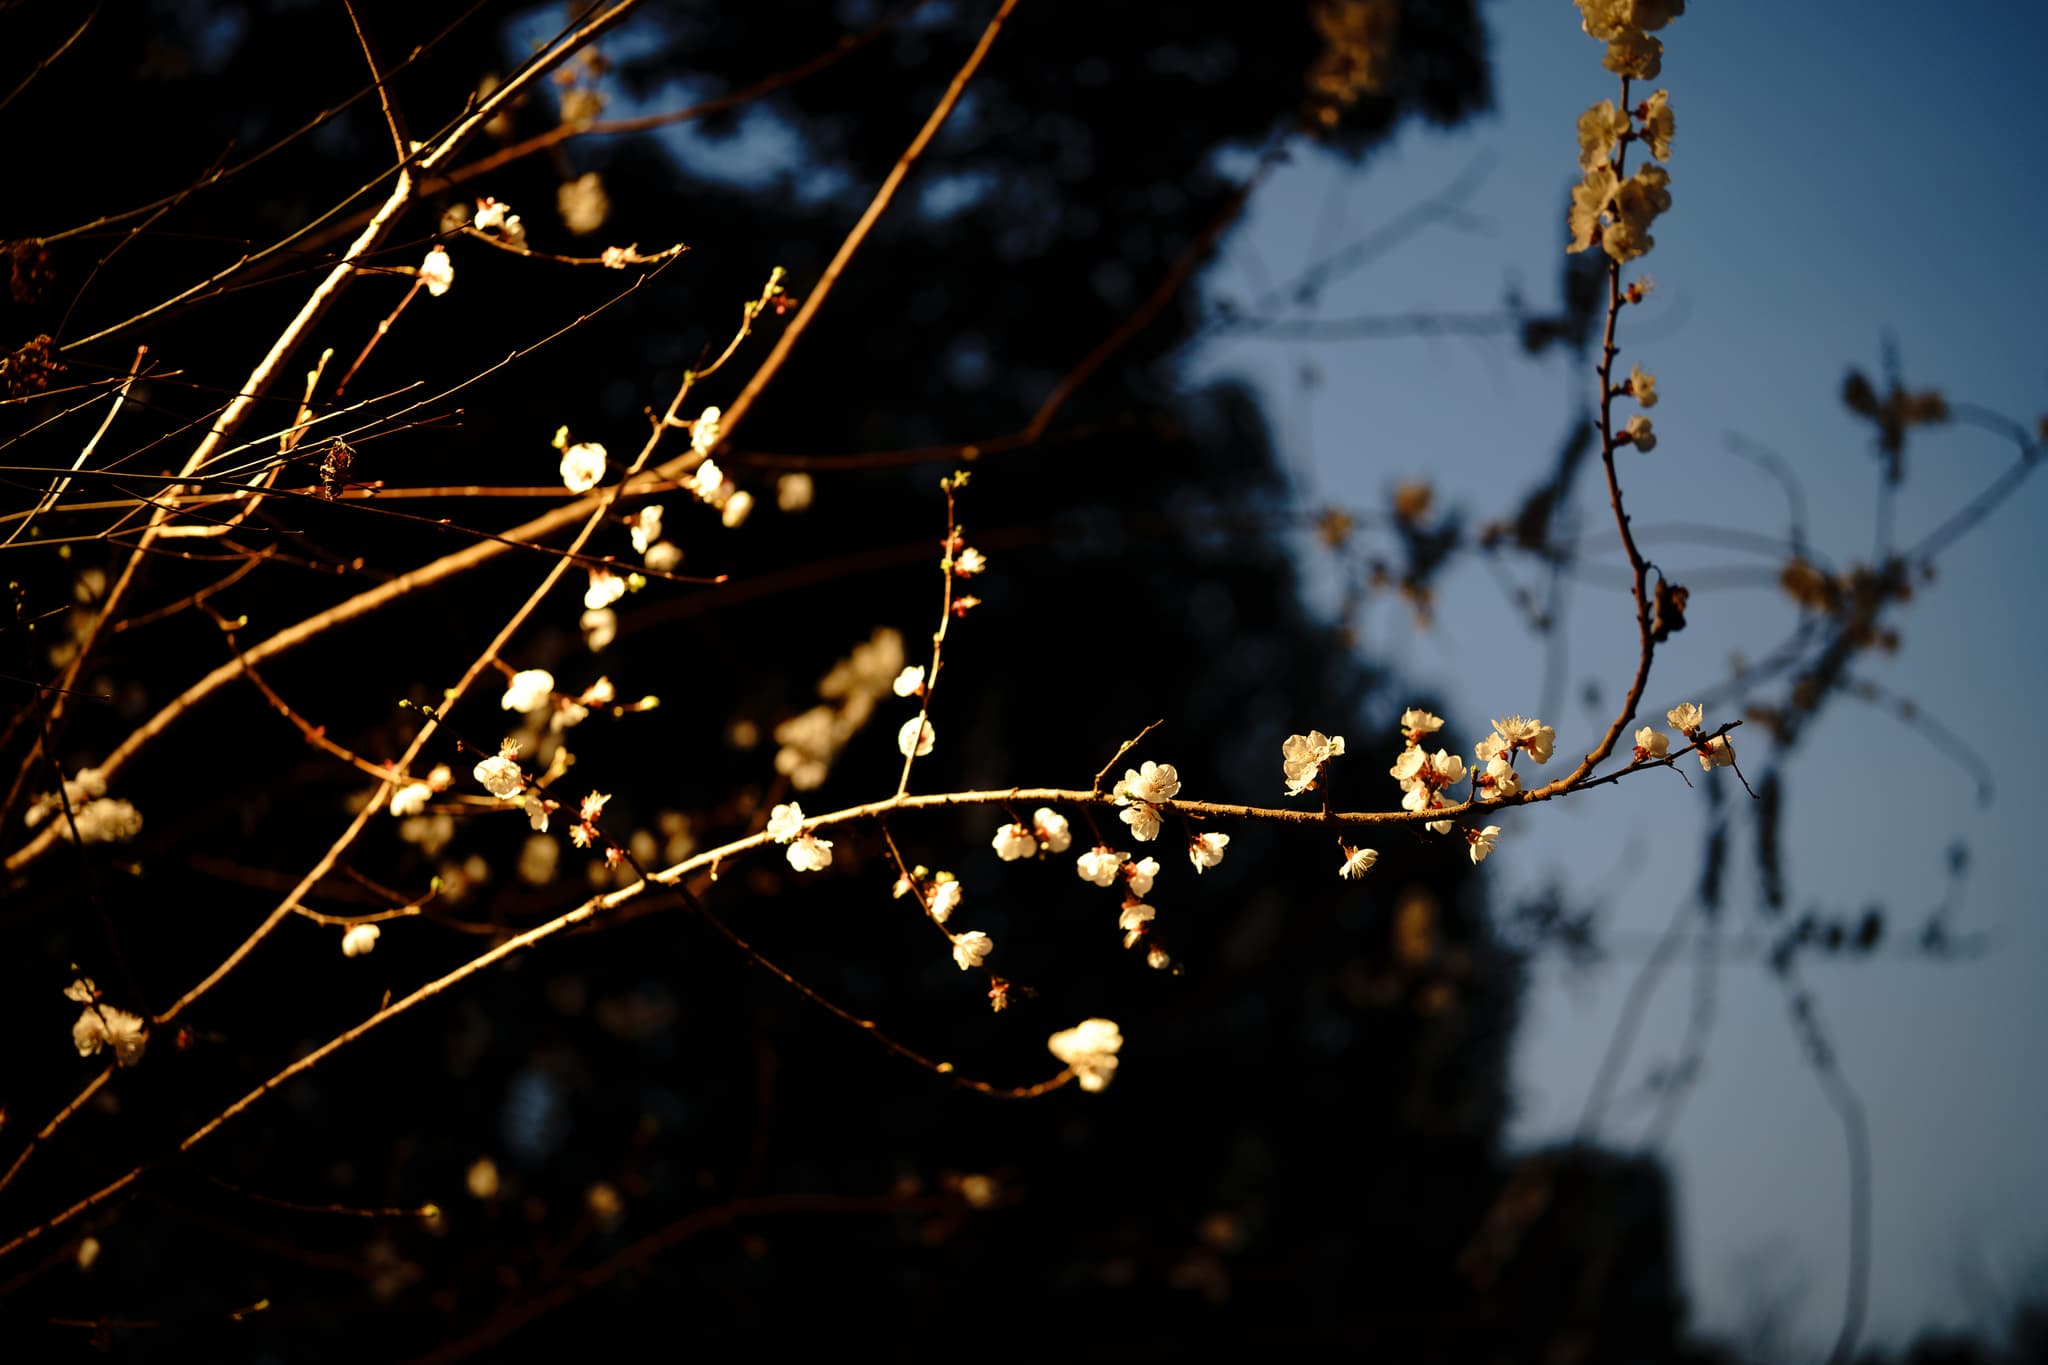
xmin=389 ymin=780 xmax=433 ymax=818
xmin=1115 ymin=761 xmax=1181 ymax=805
xmin=777 ymin=472 xmax=814 ymax=512
xmin=1667 ymin=701 xmax=1704 ymax=735
xmin=1640 ymin=88 xmax=1675 ymax=161
xmin=67 ymin=980 xmax=147 ymax=1065
xmin=1124 ymin=856 xmax=1160 ymax=898
xmin=1047 ymin=1018 xmax=1122 ymax=1093
xmin=628 ymin=505 xmax=663 ymax=554
xmin=501 ymin=669 xmax=555 ymax=713
xmin=1187 ymin=832 xmax=1229 ymax=874
xmin=721 ymin=490 xmax=754 ymax=528
xmin=953 ymin=547 xmax=986 ymax=576
xmin=1282 ymin=730 xmax=1345 ymax=795
xmin=787 ymin=834 xmax=833 ymax=872
xmin=1032 ymin=808 xmax=1072 ymax=854
xmin=1633 ymin=726 xmax=1669 ymax=762
xmin=1400 ymin=708 xmax=1445 ymax=746
xmin=559 ymin=442 xmax=607 ymax=494
xmin=897 ymin=716 xmax=935 ymax=758
xmin=892 ymin=666 xmax=925 ymax=698
xmin=1119 ymin=802 xmax=1162 ymax=843
xmin=341 ymin=923 xmax=382 ymax=957
xmin=1338 ymin=845 xmax=1378 ymax=880
xmin=1699 ymin=735 xmax=1736 ymax=770
xmin=418 ymin=246 xmax=453 ymax=297
xmin=1466 ymin=825 xmax=1502 ymax=865
xmin=690 ymin=406 xmax=723 ymax=457
xmin=523 ymin=794 xmax=552 ymax=833
xmin=992 ymin=822 xmax=1036 ymax=861
xmin=1076 ymin=847 xmax=1129 ymax=887
xmin=1118 ymin=901 xmax=1155 ymax=948
xmin=1630 ymin=363 xmax=1659 ymax=408
xmin=473 ymin=751 xmax=524 ymax=799
xmin=766 ymin=802 xmax=806 ymax=843
xmin=1626 ymin=415 xmax=1657 ymax=452
xmin=584 ymin=567 xmax=626 ymax=611
xmin=1489 ymin=716 xmax=1556 ymax=764
xmin=1480 ymin=756 xmax=1521 ymax=801
xmin=689 ymin=460 xmax=725 ymax=503
xmin=929 ymin=878 xmax=963 ymax=923
xmin=951 ymin=931 xmax=993 ymax=970
xmin=1146 ymin=944 xmax=1171 ymax=971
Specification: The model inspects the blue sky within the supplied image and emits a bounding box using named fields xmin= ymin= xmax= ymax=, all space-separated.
xmin=1190 ymin=0 xmax=2048 ymax=1351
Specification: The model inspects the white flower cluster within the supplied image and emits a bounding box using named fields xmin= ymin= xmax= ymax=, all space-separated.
xmin=771 ymin=628 xmax=906 ymax=790
xmin=992 ymin=808 xmax=1071 ymax=862
xmin=1047 ymin=1017 xmax=1122 ymax=1093
xmin=24 ymin=768 xmax=144 ymax=845
xmin=766 ymin=801 xmax=833 ymax=872
xmin=892 ymin=865 xmax=965 ymax=924
xmin=1112 ymin=760 xmax=1179 ymax=842
xmin=65 ymin=978 xmax=147 ymax=1066
xmin=681 ymin=409 xmax=755 ymax=529
xmin=1281 ymin=730 xmax=1345 ymax=796
xmin=1657 ymin=700 xmax=1736 ymax=770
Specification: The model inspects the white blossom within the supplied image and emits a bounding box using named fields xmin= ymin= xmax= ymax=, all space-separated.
xmin=1115 ymin=760 xmax=1181 ymax=805
xmin=1047 ymin=1017 xmax=1121 ymax=1092
xmin=690 ymin=406 xmax=723 ymax=456
xmin=559 ymin=442 xmax=607 ymax=494
xmin=1400 ymin=708 xmax=1445 ymax=744
xmin=1146 ymin=944 xmax=1171 ymax=971
xmin=766 ymin=802 xmax=806 ymax=843
xmin=897 ymin=716 xmax=935 ymax=758
xmin=892 ymin=665 xmax=925 ymax=697
xmin=929 ymin=878 xmax=963 ymax=923
xmin=721 ymin=489 xmax=754 ymax=528
xmin=558 ymin=171 xmax=609 ymax=235
xmin=1667 ymin=701 xmax=1704 ymax=735
xmin=628 ymin=504 xmax=663 ymax=554
xmin=1076 ymin=847 xmax=1129 ymax=887
xmin=1033 ymin=807 xmax=1072 ymax=854
xmin=1633 ymin=726 xmax=1670 ymax=762
xmin=1118 ymin=900 xmax=1155 ymax=948
xmin=1125 ymin=856 xmax=1161 ymax=898
xmin=1699 ymin=734 xmax=1736 ymax=770
xmin=70 ymin=986 xmax=147 ymax=1066
xmin=501 ymin=669 xmax=555 ymax=713
xmin=786 ymin=834 xmax=834 ymax=872
xmin=418 ymin=247 xmax=453 ymax=297
xmin=584 ymin=567 xmax=626 ymax=611
xmin=992 ymin=822 xmax=1036 ymax=861
xmin=341 ymin=923 xmax=382 ymax=957
xmin=389 ymin=781 xmax=432 ymax=818
xmin=84 ymin=798 xmax=143 ymax=844
xmin=951 ymin=930 xmax=993 ymax=970
xmin=523 ymin=794 xmax=550 ymax=833
xmin=1467 ymin=825 xmax=1502 ymax=865
xmin=1481 ymin=755 xmax=1521 ymax=801
xmin=644 ymin=541 xmax=683 ymax=573
xmin=1187 ymin=831 xmax=1229 ymax=873
xmin=581 ymin=607 xmax=618 ymax=651
xmin=1282 ymin=730 xmax=1346 ymax=795
xmin=1338 ymin=845 xmax=1378 ymax=880
xmin=1490 ymin=715 xmax=1556 ymax=764
xmin=1119 ymin=803 xmax=1162 ymax=842
xmin=474 ymin=754 xmax=524 ymax=799
xmin=1626 ymin=415 xmax=1657 ymax=452
xmin=776 ymin=472 xmax=814 ymax=512
xmin=954 ymin=547 xmax=986 ymax=576
xmin=689 ymin=459 xmax=725 ymax=503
